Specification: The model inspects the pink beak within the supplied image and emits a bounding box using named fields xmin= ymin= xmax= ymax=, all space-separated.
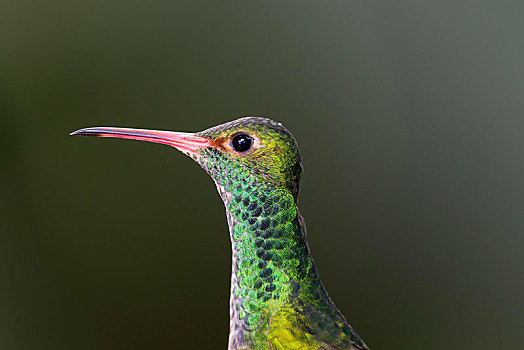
xmin=70 ymin=126 xmax=211 ymax=154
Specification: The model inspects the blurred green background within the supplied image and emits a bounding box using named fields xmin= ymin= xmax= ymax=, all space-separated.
xmin=1 ymin=1 xmax=523 ymax=349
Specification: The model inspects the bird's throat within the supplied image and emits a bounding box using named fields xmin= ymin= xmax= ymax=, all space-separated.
xmin=214 ymin=180 xmax=319 ymax=349
xmin=196 ymin=147 xmax=362 ymax=349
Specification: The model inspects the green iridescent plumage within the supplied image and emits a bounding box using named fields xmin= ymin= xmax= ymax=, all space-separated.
xmin=195 ymin=118 xmax=367 ymax=350
xmin=71 ymin=117 xmax=369 ymax=350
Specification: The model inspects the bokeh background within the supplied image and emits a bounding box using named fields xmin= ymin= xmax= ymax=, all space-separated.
xmin=1 ymin=1 xmax=523 ymax=349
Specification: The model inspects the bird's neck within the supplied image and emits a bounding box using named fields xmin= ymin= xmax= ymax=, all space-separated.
xmin=214 ymin=180 xmax=322 ymax=349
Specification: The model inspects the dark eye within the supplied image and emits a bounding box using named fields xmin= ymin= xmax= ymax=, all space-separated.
xmin=231 ymin=133 xmax=253 ymax=153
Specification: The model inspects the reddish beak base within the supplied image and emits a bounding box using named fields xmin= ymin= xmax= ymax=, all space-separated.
xmin=69 ymin=127 xmax=211 ymax=154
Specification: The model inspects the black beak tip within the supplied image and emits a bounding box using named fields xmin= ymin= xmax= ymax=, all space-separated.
xmin=70 ymin=128 xmax=98 ymax=137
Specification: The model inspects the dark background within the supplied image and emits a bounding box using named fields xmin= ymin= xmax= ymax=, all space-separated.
xmin=1 ymin=1 xmax=523 ymax=349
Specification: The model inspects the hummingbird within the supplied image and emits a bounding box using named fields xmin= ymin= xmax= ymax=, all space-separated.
xmin=71 ymin=117 xmax=369 ymax=350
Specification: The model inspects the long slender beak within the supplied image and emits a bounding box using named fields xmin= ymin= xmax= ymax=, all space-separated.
xmin=69 ymin=126 xmax=211 ymax=154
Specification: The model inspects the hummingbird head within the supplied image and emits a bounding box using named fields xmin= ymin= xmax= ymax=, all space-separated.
xmin=71 ymin=117 xmax=302 ymax=198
